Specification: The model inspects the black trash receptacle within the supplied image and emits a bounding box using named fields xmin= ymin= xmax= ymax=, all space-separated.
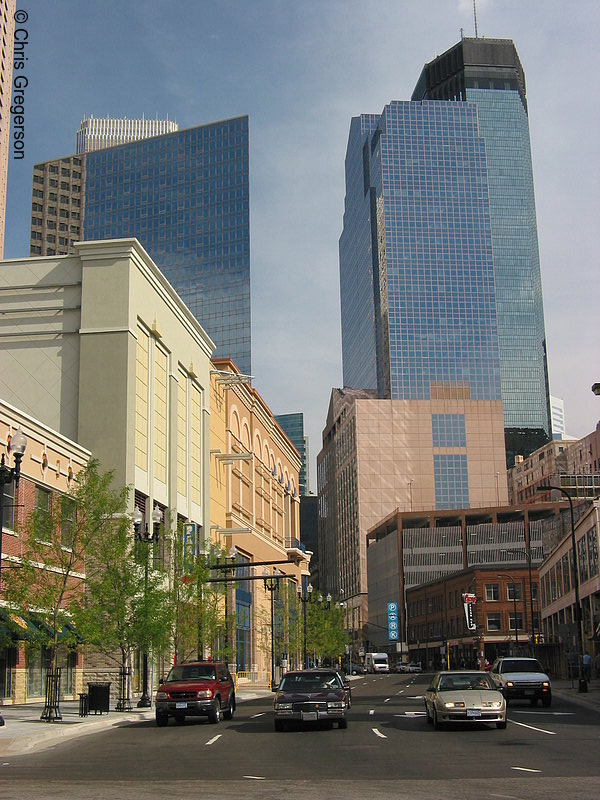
xmin=88 ymin=682 xmax=111 ymax=714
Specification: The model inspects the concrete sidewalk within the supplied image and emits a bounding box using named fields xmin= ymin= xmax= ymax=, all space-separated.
xmin=0 ymin=686 xmax=273 ymax=757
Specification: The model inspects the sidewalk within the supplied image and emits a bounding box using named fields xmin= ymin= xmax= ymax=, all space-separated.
xmin=0 ymin=685 xmax=273 ymax=757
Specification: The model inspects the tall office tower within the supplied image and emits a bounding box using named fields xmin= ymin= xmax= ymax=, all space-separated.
xmin=412 ymin=38 xmax=551 ymax=464
xmin=76 ymin=116 xmax=178 ymax=154
xmin=275 ymin=413 xmax=309 ymax=495
xmin=30 ymin=118 xmax=251 ymax=374
xmin=0 ymin=0 xmax=16 ymax=258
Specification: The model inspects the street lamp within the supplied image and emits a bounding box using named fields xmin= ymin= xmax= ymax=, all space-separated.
xmin=297 ymin=581 xmax=313 ymax=669
xmin=263 ymin=569 xmax=278 ymax=688
xmin=223 ymin=546 xmax=237 ymax=661
xmin=498 ymin=573 xmax=519 ymax=651
xmin=537 ymin=484 xmax=588 ymax=692
xmin=0 ymin=428 xmax=27 ymax=726
xmin=0 ymin=428 xmax=27 ymax=595
xmin=133 ymin=504 xmax=162 ymax=708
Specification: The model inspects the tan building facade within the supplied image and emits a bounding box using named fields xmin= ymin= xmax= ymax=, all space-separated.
xmin=1 ymin=400 xmax=91 ymax=704
xmin=209 ymin=358 xmax=310 ymax=682
xmin=317 ymin=388 xmax=508 ymax=655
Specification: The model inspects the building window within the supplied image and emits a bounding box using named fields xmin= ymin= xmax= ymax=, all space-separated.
xmin=487 ymin=613 xmax=501 ymax=631
xmin=506 ymin=582 xmax=522 ymax=601
xmin=2 ymin=481 xmax=15 ymax=531
xmin=61 ymin=497 xmax=76 ymax=548
xmin=432 ymin=414 xmax=466 ymax=448
xmin=509 ymin=613 xmax=524 ymax=631
xmin=485 ymin=584 xmax=499 ymax=601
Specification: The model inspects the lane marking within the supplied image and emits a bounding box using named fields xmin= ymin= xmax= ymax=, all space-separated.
xmin=369 ymin=709 xmax=375 ymax=715
xmin=512 ymin=711 xmax=573 ymax=716
xmin=384 ymin=698 xmax=391 ymax=703
xmin=372 ymin=727 xmax=387 ymax=738
xmin=244 ymin=775 xmax=266 ymax=780
xmin=398 ymin=711 xmax=427 ymax=717
xmin=511 ymin=766 xmax=542 ymax=773
xmin=251 ymin=712 xmax=266 ymax=718
xmin=396 ymin=690 xmax=404 ymax=695
xmin=509 ymin=719 xmax=556 ymax=736
xmin=205 ymin=734 xmax=222 ymax=745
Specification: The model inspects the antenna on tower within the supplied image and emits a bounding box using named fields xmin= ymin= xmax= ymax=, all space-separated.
xmin=473 ymin=0 xmax=479 ymax=38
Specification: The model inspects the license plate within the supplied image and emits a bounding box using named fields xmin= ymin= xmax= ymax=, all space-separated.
xmin=524 ymin=690 xmax=534 ymax=696
xmin=175 ymin=702 xmax=187 ymax=709
xmin=301 ymin=711 xmax=318 ymax=721
xmin=467 ymin=709 xmax=481 ymax=718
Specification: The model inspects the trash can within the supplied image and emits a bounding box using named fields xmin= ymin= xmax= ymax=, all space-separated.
xmin=87 ymin=682 xmax=111 ymax=714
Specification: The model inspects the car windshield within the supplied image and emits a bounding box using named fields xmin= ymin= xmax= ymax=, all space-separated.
xmin=438 ymin=673 xmax=494 ymax=691
xmin=501 ymin=659 xmax=543 ymax=673
xmin=279 ymin=673 xmax=341 ymax=692
xmin=168 ymin=665 xmax=217 ymax=682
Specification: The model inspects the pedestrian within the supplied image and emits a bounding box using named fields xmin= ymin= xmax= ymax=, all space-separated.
xmin=582 ymin=652 xmax=592 ymax=681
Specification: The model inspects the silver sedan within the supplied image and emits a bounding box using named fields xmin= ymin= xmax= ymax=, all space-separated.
xmin=424 ymin=670 xmax=506 ymax=730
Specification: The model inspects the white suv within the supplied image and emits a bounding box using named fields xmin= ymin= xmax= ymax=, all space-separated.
xmin=489 ymin=657 xmax=551 ymax=707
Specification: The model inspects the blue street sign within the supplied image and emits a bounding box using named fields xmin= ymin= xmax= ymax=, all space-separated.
xmin=388 ymin=601 xmax=399 ymax=641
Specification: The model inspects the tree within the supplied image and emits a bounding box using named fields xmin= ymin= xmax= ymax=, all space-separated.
xmin=306 ymin=594 xmax=349 ymax=665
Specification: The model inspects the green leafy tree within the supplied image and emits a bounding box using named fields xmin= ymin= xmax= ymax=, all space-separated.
xmin=306 ymin=594 xmax=349 ymax=665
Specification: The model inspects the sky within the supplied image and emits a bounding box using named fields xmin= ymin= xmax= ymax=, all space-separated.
xmin=4 ymin=0 xmax=600 ymax=490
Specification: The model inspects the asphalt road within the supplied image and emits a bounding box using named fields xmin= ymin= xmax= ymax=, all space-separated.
xmin=2 ymin=673 xmax=599 ymax=800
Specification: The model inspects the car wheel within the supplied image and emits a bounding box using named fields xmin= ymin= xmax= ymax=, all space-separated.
xmin=496 ymin=720 xmax=507 ymax=729
xmin=223 ymin=693 xmax=236 ymax=720
xmin=274 ymin=719 xmax=285 ymax=732
xmin=208 ymin=698 xmax=221 ymax=724
xmin=338 ymin=718 xmax=348 ymax=729
xmin=425 ymin=702 xmax=433 ymax=724
xmin=174 ymin=712 xmax=186 ymax=725
xmin=542 ymin=695 xmax=552 ymax=707
xmin=433 ymin=708 xmax=443 ymax=730
xmin=155 ymin=712 xmax=169 ymax=727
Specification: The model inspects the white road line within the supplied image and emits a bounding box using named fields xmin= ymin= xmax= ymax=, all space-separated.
xmin=205 ymin=734 xmax=222 ymax=745
xmin=369 ymin=709 xmax=375 ymax=715
xmin=399 ymin=711 xmax=427 ymax=717
xmin=511 ymin=766 xmax=542 ymax=773
xmin=512 ymin=711 xmax=573 ymax=716
xmin=372 ymin=728 xmax=387 ymax=738
xmin=509 ymin=719 xmax=556 ymax=735
xmin=244 ymin=776 xmax=266 ymax=780
xmin=396 ymin=690 xmax=404 ymax=694
xmin=384 ymin=698 xmax=391 ymax=703
xmin=251 ymin=713 xmax=266 ymax=718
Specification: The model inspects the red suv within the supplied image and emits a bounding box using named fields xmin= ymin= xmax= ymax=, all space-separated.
xmin=155 ymin=661 xmax=235 ymax=726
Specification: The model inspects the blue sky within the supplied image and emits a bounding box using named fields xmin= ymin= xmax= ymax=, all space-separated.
xmin=5 ymin=0 xmax=599 ymax=487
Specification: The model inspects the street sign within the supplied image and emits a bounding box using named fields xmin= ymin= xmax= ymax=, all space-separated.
xmin=462 ymin=592 xmax=477 ymax=631
xmin=388 ymin=601 xmax=399 ymax=641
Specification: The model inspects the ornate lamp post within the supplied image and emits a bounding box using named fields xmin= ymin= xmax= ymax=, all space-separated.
xmin=133 ymin=504 xmax=162 ymax=708
xmin=263 ymin=569 xmax=278 ymax=688
xmin=0 ymin=428 xmax=27 ymax=727
xmin=296 ymin=581 xmax=313 ymax=668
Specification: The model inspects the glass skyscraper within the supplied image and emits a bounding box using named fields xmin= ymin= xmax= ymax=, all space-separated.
xmin=412 ymin=38 xmax=550 ymax=463
xmin=274 ymin=413 xmax=308 ymax=495
xmin=340 ymin=100 xmax=502 ymax=408
xmin=30 ymin=117 xmax=251 ymax=375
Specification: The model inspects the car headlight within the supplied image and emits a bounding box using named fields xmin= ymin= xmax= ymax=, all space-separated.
xmin=482 ymin=700 xmax=503 ymax=708
xmin=196 ymin=689 xmax=213 ymax=699
xmin=275 ymin=702 xmax=293 ymax=710
xmin=444 ymin=701 xmax=465 ymax=708
xmin=155 ymin=691 xmax=168 ymax=701
xmin=543 ymin=682 xmax=550 ymax=688
xmin=327 ymin=701 xmax=345 ymax=709
xmin=505 ymin=681 xmax=514 ymax=688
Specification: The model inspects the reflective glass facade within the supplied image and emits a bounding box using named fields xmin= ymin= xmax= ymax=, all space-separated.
xmin=274 ymin=413 xmax=308 ymax=495
xmin=412 ymin=38 xmax=551 ymax=461
xmin=340 ymin=101 xmax=501 ymax=404
xmin=83 ymin=118 xmax=251 ymax=374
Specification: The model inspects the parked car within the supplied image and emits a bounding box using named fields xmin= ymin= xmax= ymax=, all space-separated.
xmin=154 ymin=661 xmax=235 ymax=726
xmin=273 ymin=669 xmax=350 ymax=731
xmin=489 ymin=657 xmax=551 ymax=707
xmin=424 ymin=670 xmax=506 ymax=730
xmin=406 ymin=662 xmax=423 ymax=673
xmin=344 ymin=662 xmax=365 ymax=675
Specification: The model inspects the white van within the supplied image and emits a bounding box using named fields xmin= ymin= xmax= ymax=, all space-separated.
xmin=365 ymin=652 xmax=389 ymax=673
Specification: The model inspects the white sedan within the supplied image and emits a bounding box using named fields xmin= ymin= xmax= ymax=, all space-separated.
xmin=424 ymin=670 xmax=506 ymax=730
